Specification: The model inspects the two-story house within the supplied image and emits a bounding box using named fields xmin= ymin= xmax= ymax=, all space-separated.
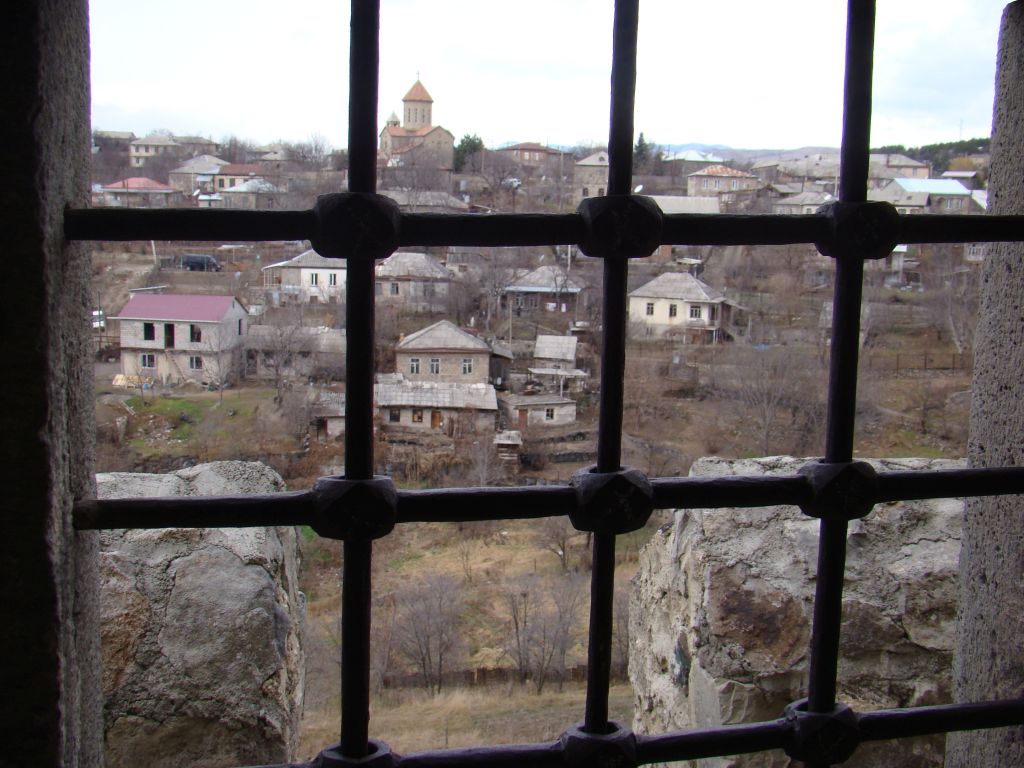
xmin=628 ymin=271 xmax=733 ymax=343
xmin=262 ymin=249 xmax=347 ymax=304
xmin=502 ymin=265 xmax=585 ymax=316
xmin=868 ymin=178 xmax=973 ymax=214
xmin=686 ymin=165 xmax=761 ymax=199
xmin=93 ymin=177 xmax=182 ymax=208
xmin=575 ymin=150 xmax=608 ymax=201
xmin=375 ymin=320 xmax=498 ymax=434
xmin=114 ymin=294 xmax=248 ymax=386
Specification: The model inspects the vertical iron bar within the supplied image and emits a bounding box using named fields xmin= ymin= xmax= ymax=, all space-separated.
xmin=807 ymin=0 xmax=876 ymax=720
xmin=340 ymin=0 xmax=380 ymax=758
xmin=586 ymin=0 xmax=639 ymax=735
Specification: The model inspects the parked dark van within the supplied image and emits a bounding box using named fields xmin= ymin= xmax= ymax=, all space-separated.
xmin=181 ymin=253 xmax=222 ymax=272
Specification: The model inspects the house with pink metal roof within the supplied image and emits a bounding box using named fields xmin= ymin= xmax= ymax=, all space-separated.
xmin=113 ymin=293 xmax=248 ymax=386
xmin=93 ymin=177 xmax=183 ymax=208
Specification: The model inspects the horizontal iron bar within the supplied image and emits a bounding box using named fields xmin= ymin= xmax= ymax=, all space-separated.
xmin=243 ymin=697 xmax=1024 ymax=768
xmin=858 ymin=697 xmax=1024 ymax=742
xmin=64 ymin=207 xmax=1024 ymax=248
xmin=73 ymin=465 xmax=1024 ymax=531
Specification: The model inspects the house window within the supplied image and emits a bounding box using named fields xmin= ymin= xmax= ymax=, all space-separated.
xmin=188 ymin=355 xmax=203 ymax=370
xmin=731 ymin=180 xmax=738 ymax=189
xmin=143 ymin=322 xmax=155 ymax=341
xmin=329 ymin=273 xmax=338 ymax=286
xmin=545 ymin=407 xmax=555 ymax=421
xmin=690 ymin=305 xmax=702 ymax=319
xmin=645 ymin=302 xmax=654 ymax=316
xmin=946 ymin=198 xmax=963 ymax=210
xmin=429 ymin=358 xmax=440 ymax=375
xmin=139 ymin=353 xmax=155 ymax=369
xmin=388 ymin=409 xmax=401 ymax=423
xmin=311 ymin=273 xmax=319 ymax=286
xmin=238 ymin=319 xmax=244 ymax=335
xmin=409 ymin=358 xmax=420 ymax=374
xmin=713 ymin=179 xmax=721 ymax=189
xmin=528 ymin=295 xmax=539 ymax=309
xmin=583 ymin=187 xmax=590 ymax=197
xmin=702 ymin=178 xmax=710 ymax=189
xmin=390 ymin=282 xmax=399 ymax=295
xmin=189 ymin=324 xmax=201 ymax=343
xmin=217 ymin=178 xmax=225 ymax=189
xmin=669 ymin=304 xmax=677 ymax=318
xmin=598 ymin=187 xmax=605 ymax=196
xmin=411 ymin=409 xmax=423 ymax=423
xmin=462 ymin=358 xmax=473 ymax=375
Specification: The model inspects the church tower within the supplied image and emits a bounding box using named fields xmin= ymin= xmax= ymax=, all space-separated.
xmin=402 ymin=80 xmax=433 ymax=130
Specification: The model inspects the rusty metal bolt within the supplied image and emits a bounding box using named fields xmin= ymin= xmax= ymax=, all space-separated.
xmin=311 ymin=192 xmax=401 ymax=260
xmin=311 ymin=475 xmax=398 ymax=541
xmin=783 ymin=699 xmax=860 ymax=765
xmin=814 ymin=200 xmax=900 ymax=262
xmin=577 ymin=195 xmax=663 ymax=259
xmin=798 ymin=460 xmax=878 ymax=521
xmin=560 ymin=721 xmax=637 ymax=768
xmin=314 ymin=739 xmax=397 ymax=768
xmin=569 ymin=465 xmax=654 ymax=534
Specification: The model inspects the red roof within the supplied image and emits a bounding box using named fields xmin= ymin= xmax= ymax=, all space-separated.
xmin=384 ymin=125 xmax=437 ymax=139
xmin=403 ymin=80 xmax=433 ymax=103
xmin=219 ymin=163 xmax=262 ymax=175
xmin=114 ymin=294 xmax=241 ymax=322
xmin=688 ymin=164 xmax=757 ymax=178
xmin=103 ymin=177 xmax=175 ymax=191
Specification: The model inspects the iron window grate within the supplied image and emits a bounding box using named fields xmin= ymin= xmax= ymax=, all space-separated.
xmin=67 ymin=1 xmax=1024 ymax=766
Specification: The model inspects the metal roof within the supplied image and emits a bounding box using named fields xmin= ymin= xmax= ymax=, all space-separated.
xmin=647 ymin=195 xmax=720 ymax=214
xmin=534 ymin=334 xmax=577 ymax=362
xmin=628 ymin=271 xmax=726 ymax=302
xmin=103 ymin=177 xmax=175 ymax=192
xmin=114 ymin=294 xmax=242 ymax=322
xmin=263 ymin=249 xmax=346 ymax=271
xmin=377 ymin=251 xmax=453 ymax=280
xmin=397 ymin=320 xmax=490 ymax=352
xmin=375 ymin=374 xmax=497 ymax=410
xmin=223 ymin=178 xmax=278 ymax=193
xmin=893 ymin=178 xmax=970 ymax=195
xmin=505 ymin=266 xmax=582 ymax=294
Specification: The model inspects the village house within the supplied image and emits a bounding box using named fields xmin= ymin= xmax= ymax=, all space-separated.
xmin=375 ymin=251 xmax=453 ymax=313
xmin=686 ymin=164 xmax=760 ymax=198
xmin=213 ymin=163 xmax=265 ymax=191
xmin=628 ymin=271 xmax=733 ymax=343
xmin=868 ymin=178 xmax=973 ymax=215
xmin=92 ymin=177 xmax=182 ymax=208
xmin=575 ymin=150 xmax=608 ymax=201
xmin=495 ymin=142 xmax=574 ymax=181
xmin=129 ymin=134 xmax=181 ymax=168
xmin=312 ymin=391 xmax=346 ymax=441
xmin=498 ymin=392 xmax=577 ymax=429
xmin=396 ymin=320 xmax=491 ymax=385
xmin=502 ymin=265 xmax=585 ymax=315
xmin=528 ymin=334 xmax=587 ymax=394
xmin=661 ymin=149 xmax=723 ymax=184
xmin=168 ymin=155 xmax=230 ymax=196
xmin=244 ymin=325 xmax=346 ymax=381
xmin=114 ymin=293 xmax=248 ymax=386
xmin=262 ymin=249 xmax=347 ymax=304
xmin=772 ymin=189 xmax=836 ymax=215
xmin=375 ymin=373 xmax=497 ymax=435
xmin=220 ymin=178 xmax=282 ymax=210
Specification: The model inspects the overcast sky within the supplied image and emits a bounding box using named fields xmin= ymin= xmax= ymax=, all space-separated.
xmin=90 ymin=1 xmax=1008 ymax=152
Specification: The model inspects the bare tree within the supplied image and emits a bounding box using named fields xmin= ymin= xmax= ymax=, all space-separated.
xmin=370 ymin=593 xmax=398 ymax=694
xmin=533 ymin=516 xmax=578 ymax=572
xmin=548 ymin=574 xmax=586 ymax=692
xmin=251 ymin=306 xmax=311 ymax=404
xmin=393 ymin=575 xmax=463 ymax=694
xmin=920 ymin=243 xmax=980 ymax=354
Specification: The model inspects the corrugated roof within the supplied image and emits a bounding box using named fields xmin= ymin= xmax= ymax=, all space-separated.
xmin=648 ymin=195 xmax=720 ymax=214
xmin=687 ymin=164 xmax=757 ymax=179
xmin=103 ymin=177 xmax=175 ymax=191
xmin=397 ymin=320 xmax=490 ymax=352
xmin=506 ymin=266 xmax=582 ymax=294
xmin=894 ymin=178 xmax=970 ymax=195
xmin=629 ymin=272 xmax=726 ymax=302
xmin=403 ymin=80 xmax=434 ymax=102
xmin=263 ymin=249 xmax=346 ymax=271
xmin=375 ymin=374 xmax=497 ymax=410
xmin=114 ymin=294 xmax=240 ymax=322
xmin=534 ymin=335 xmax=577 ymax=362
xmin=377 ymin=251 xmax=453 ymax=279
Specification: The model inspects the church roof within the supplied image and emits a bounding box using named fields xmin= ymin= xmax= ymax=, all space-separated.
xmin=403 ymin=80 xmax=433 ymax=102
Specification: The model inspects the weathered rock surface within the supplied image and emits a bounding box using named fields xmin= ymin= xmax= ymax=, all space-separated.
xmin=98 ymin=461 xmax=305 ymax=768
xmin=631 ymin=456 xmax=963 ymax=768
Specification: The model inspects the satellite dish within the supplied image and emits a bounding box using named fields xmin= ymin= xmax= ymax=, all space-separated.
xmin=633 ymin=184 xmax=644 ymax=193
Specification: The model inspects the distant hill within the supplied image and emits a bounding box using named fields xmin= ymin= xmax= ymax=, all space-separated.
xmin=871 ymin=138 xmax=990 ymax=174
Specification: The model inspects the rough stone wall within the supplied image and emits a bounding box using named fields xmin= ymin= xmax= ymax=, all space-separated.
xmin=0 ymin=1 xmax=103 ymax=765
xmin=948 ymin=3 xmax=1024 ymax=765
xmin=97 ymin=462 xmax=305 ymax=768
xmin=631 ymin=456 xmax=963 ymax=768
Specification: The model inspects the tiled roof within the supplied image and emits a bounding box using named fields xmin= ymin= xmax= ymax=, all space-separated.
xmin=534 ymin=335 xmax=577 ymax=362
xmin=377 ymin=251 xmax=453 ymax=279
xmin=103 ymin=177 xmax=175 ymax=191
xmin=114 ymin=294 xmax=241 ymax=322
xmin=687 ymin=164 xmax=757 ymax=178
xmin=383 ymin=125 xmax=438 ymax=138
xmin=397 ymin=320 xmax=490 ymax=352
xmin=403 ymin=80 xmax=433 ymax=102
xmin=629 ymin=272 xmax=726 ymax=302
xmin=375 ymin=374 xmax=497 ymax=410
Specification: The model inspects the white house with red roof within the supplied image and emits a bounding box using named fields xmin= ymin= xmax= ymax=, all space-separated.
xmin=114 ymin=294 xmax=248 ymax=386
xmin=686 ymin=164 xmax=761 ymax=198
